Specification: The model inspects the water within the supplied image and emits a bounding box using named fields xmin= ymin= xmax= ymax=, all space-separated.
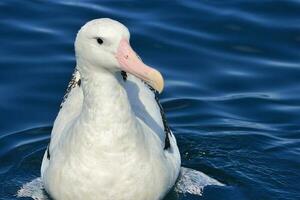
xmin=0 ymin=0 xmax=300 ymax=199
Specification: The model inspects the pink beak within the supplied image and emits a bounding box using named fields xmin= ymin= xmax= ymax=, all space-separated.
xmin=116 ymin=39 xmax=164 ymax=93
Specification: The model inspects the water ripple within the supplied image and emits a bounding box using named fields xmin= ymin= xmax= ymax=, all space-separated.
xmin=0 ymin=0 xmax=300 ymax=199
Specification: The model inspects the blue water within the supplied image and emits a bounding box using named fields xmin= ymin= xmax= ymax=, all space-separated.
xmin=1 ymin=0 xmax=300 ymax=199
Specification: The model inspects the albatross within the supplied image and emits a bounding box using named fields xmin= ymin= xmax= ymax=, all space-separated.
xmin=41 ymin=18 xmax=181 ymax=200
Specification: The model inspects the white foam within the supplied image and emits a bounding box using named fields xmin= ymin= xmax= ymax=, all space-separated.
xmin=17 ymin=177 xmax=48 ymax=200
xmin=175 ymin=167 xmax=224 ymax=196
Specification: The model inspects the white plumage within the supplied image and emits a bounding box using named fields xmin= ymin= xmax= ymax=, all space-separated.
xmin=41 ymin=18 xmax=181 ymax=200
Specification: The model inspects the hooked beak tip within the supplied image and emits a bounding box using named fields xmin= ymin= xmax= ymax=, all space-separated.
xmin=150 ymin=69 xmax=164 ymax=94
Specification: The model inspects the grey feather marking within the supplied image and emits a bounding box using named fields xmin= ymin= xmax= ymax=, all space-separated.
xmin=121 ymin=71 xmax=127 ymax=81
xmin=46 ymin=145 xmax=50 ymax=160
xmin=60 ymin=68 xmax=81 ymax=108
xmin=144 ymin=83 xmax=171 ymax=150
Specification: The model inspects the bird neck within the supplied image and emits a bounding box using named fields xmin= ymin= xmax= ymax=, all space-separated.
xmin=76 ymin=63 xmax=140 ymax=139
xmin=81 ymin=68 xmax=128 ymax=120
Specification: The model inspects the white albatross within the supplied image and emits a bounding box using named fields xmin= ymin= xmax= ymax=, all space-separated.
xmin=41 ymin=18 xmax=181 ymax=200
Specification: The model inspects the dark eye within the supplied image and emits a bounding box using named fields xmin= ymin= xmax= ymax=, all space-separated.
xmin=96 ymin=38 xmax=103 ymax=45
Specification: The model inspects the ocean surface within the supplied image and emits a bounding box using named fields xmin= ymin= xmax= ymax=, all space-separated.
xmin=1 ymin=0 xmax=300 ymax=199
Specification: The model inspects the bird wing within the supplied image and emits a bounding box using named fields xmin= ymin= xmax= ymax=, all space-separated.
xmin=121 ymin=72 xmax=171 ymax=149
xmin=48 ymin=68 xmax=83 ymax=152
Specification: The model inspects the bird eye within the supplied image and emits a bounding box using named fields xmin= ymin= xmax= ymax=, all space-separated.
xmin=96 ymin=38 xmax=103 ymax=45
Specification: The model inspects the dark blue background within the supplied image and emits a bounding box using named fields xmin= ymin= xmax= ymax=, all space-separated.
xmin=0 ymin=0 xmax=300 ymax=199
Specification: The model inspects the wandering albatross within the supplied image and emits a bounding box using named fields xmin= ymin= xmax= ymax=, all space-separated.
xmin=41 ymin=18 xmax=181 ymax=200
